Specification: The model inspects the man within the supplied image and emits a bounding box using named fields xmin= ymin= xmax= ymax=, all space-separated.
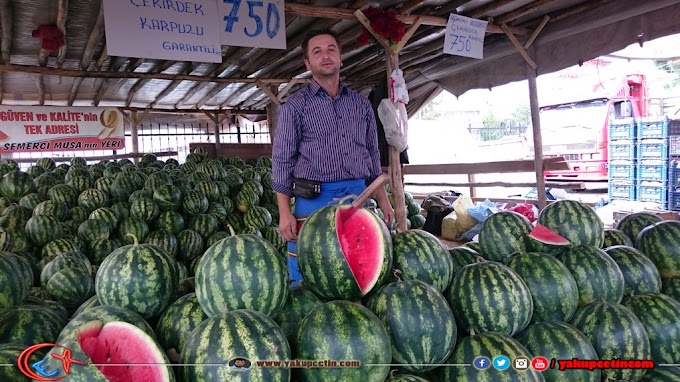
xmin=272 ymin=28 xmax=395 ymax=287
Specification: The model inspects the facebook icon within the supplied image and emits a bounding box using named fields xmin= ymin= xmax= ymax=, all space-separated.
xmin=473 ymin=356 xmax=491 ymax=370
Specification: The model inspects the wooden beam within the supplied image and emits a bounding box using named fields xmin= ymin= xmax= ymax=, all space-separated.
xmin=434 ymin=0 xmax=468 ymax=15
xmin=95 ymin=45 xmax=107 ymax=70
xmin=466 ymin=0 xmax=516 ymax=19
xmin=56 ymin=0 xmax=68 ymax=69
xmin=69 ymin=0 xmax=105 ymax=106
xmin=496 ymin=0 xmax=559 ymax=25
xmin=11 ymin=151 xmax=179 ymax=163
xmin=403 ymin=157 xmax=569 ymax=175
xmin=0 ymin=0 xmax=11 ymax=104
xmin=256 ymin=80 xmax=281 ymax=105
xmin=125 ymin=60 xmax=175 ymax=107
xmin=404 ymin=181 xmax=585 ymax=189
xmin=94 ymin=57 xmax=144 ymax=106
xmin=524 ymin=15 xmax=550 ymax=49
xmin=527 ymin=45 xmax=547 ymax=209
xmin=396 ymin=17 xmax=423 ymax=52
xmin=122 ymin=106 xmax=266 ymax=115
xmin=399 ymin=0 xmax=426 ymax=15
xmin=501 ymin=23 xmax=537 ymax=69
xmin=92 ymin=56 xmax=126 ymax=106
xmin=37 ymin=49 xmax=48 ymax=105
xmin=150 ymin=62 xmax=198 ymax=108
xmin=354 ymin=9 xmax=392 ymax=51
xmin=549 ymin=0 xmax=613 ymax=23
xmin=276 ymin=78 xmax=300 ymax=101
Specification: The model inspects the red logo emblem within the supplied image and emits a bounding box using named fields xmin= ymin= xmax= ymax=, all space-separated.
xmin=531 ymin=356 xmax=549 ymax=372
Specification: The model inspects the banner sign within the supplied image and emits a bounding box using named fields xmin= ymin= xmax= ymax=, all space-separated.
xmin=0 ymin=106 xmax=125 ymax=153
xmin=102 ymin=0 xmax=223 ymax=63
xmin=443 ymin=14 xmax=487 ymax=59
xmin=218 ymin=0 xmax=286 ymax=49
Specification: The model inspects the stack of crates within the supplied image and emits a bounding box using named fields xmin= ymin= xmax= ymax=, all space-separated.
xmin=667 ymin=119 xmax=680 ymax=211
xmin=636 ymin=115 xmax=670 ymax=208
xmin=608 ymin=117 xmax=637 ymax=202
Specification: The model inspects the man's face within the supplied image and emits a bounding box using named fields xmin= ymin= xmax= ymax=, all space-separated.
xmin=304 ymin=34 xmax=341 ymax=78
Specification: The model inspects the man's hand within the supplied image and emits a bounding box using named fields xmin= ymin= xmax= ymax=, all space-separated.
xmin=279 ymin=211 xmax=298 ymax=241
xmin=377 ymin=200 xmax=395 ymax=227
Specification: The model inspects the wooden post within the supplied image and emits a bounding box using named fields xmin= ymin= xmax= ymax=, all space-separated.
xmin=130 ymin=110 xmax=139 ymax=164
xmin=386 ymin=51 xmax=408 ymax=232
xmin=214 ymin=112 xmax=221 ymax=158
xmin=527 ymin=47 xmax=547 ymax=209
xmin=267 ymin=85 xmax=279 ymax=144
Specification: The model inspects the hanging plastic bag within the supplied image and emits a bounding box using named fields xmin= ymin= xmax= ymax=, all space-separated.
xmin=378 ymin=99 xmax=408 ymax=152
xmin=390 ymin=69 xmax=409 ymax=104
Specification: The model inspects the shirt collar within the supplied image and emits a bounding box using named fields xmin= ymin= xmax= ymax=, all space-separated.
xmin=309 ymin=79 xmax=348 ymax=97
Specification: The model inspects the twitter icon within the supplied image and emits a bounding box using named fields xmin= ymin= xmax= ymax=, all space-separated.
xmin=493 ymin=355 xmax=511 ymax=371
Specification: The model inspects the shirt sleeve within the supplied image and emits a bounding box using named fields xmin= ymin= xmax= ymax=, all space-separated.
xmin=272 ymin=101 xmax=299 ymax=197
xmin=364 ymin=98 xmax=383 ymax=183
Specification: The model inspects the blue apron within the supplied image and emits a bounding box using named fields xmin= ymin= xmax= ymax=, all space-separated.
xmin=287 ymin=178 xmax=366 ymax=288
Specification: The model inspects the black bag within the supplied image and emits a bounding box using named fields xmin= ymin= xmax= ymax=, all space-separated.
xmin=421 ymin=195 xmax=454 ymax=237
xmin=292 ymin=178 xmax=321 ymax=199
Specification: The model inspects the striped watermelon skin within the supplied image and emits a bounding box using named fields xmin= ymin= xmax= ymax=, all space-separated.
xmin=478 ymin=211 xmax=532 ymax=262
xmin=0 ymin=252 xmax=33 ymax=308
xmin=385 ymin=374 xmax=430 ymax=382
xmin=0 ymin=305 xmax=66 ymax=346
xmin=155 ymin=292 xmax=208 ymax=354
xmin=145 ymin=230 xmax=179 ymax=258
xmin=56 ymin=304 xmax=157 ymax=343
xmin=77 ymin=219 xmax=110 ymax=243
xmin=181 ymin=190 xmax=209 ymax=215
xmin=176 ymin=229 xmax=204 ymax=262
xmin=639 ymin=366 xmax=680 ymax=381
xmin=130 ymin=196 xmax=160 ymax=222
xmin=0 ymin=342 xmax=47 ymax=381
xmin=243 ymin=206 xmax=273 ymax=230
xmin=617 ymin=212 xmax=663 ymax=244
xmin=96 ymin=243 xmax=179 ymax=318
xmin=664 ymin=277 xmax=680 ymax=301
xmin=449 ymin=247 xmax=483 ymax=275
xmin=272 ymin=286 xmax=324 ymax=352
xmin=195 ymin=234 xmax=288 ymax=317
xmin=295 ymin=300 xmax=391 ymax=382
xmin=44 ymin=266 xmax=95 ymax=308
xmin=446 ymin=262 xmax=533 ymax=336
xmin=41 ymin=238 xmax=80 ymax=261
xmin=117 ymin=216 xmax=150 ymax=244
xmin=365 ymin=279 xmax=457 ymax=373
xmin=506 ymin=252 xmax=579 ymax=323
xmin=154 ymin=210 xmax=185 ymax=235
xmin=89 ymin=207 xmax=119 ymax=231
xmin=636 ymin=221 xmax=680 ymax=280
xmin=181 ymin=309 xmax=291 ymax=382
xmin=297 ymin=205 xmax=393 ymax=301
xmin=623 ymin=292 xmax=680 ymax=364
xmin=77 ymin=188 xmax=109 ymax=212
xmin=606 ymin=245 xmax=662 ymax=295
xmin=569 ymin=300 xmax=651 ymax=382
xmin=537 ymin=200 xmax=604 ymax=247
xmin=515 ymin=321 xmax=600 ymax=382
xmin=603 ymin=228 xmax=634 ymax=248
xmin=188 ymin=213 xmax=219 ymax=239
xmin=25 ymin=214 xmax=63 ymax=247
xmin=392 ymin=230 xmax=454 ymax=292
xmin=441 ymin=332 xmax=544 ymax=382
xmin=556 ymin=245 xmax=625 ymax=305
xmin=88 ymin=238 xmax=121 ymax=265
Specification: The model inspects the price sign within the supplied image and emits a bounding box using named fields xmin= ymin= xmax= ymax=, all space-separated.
xmin=443 ymin=14 xmax=487 ymax=59
xmin=219 ymin=0 xmax=286 ymax=49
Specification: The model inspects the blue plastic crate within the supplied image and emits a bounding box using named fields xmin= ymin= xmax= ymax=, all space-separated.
xmin=670 ymin=159 xmax=680 ymax=188
xmin=609 ymin=180 xmax=636 ymax=201
xmin=636 ymin=160 xmax=668 ymax=183
xmin=637 ymin=139 xmax=669 ymax=160
xmin=609 ymin=118 xmax=637 ymax=140
xmin=669 ymin=191 xmax=680 ymax=211
xmin=608 ymin=141 xmax=636 ymax=161
xmin=608 ymin=161 xmax=635 ymax=180
xmin=636 ymin=181 xmax=668 ymax=208
xmin=637 ymin=115 xmax=669 ymax=139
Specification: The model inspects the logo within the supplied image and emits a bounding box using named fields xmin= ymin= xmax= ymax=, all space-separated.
xmin=514 ymin=357 xmax=529 ymax=370
xmin=17 ymin=343 xmax=87 ymax=381
xmin=228 ymin=357 xmax=252 ymax=370
xmin=473 ymin=356 xmax=491 ymax=370
xmin=532 ymin=356 xmax=549 ymax=372
xmin=493 ymin=355 xmax=510 ymax=371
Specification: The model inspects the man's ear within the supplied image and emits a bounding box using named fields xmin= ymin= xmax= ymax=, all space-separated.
xmin=304 ymin=59 xmax=311 ymax=71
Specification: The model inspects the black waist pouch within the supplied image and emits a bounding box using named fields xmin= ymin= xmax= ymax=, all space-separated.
xmin=292 ymin=178 xmax=321 ymax=199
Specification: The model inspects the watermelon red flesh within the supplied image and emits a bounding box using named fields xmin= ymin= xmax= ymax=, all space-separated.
xmin=336 ymin=208 xmax=383 ymax=294
xmin=530 ymin=224 xmax=570 ymax=245
xmin=78 ymin=321 xmax=170 ymax=382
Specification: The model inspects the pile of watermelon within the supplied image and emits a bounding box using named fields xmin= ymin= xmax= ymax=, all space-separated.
xmin=0 ymin=148 xmax=679 ymax=382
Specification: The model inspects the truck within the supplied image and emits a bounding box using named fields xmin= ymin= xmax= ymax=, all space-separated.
xmin=537 ymin=73 xmax=651 ymax=183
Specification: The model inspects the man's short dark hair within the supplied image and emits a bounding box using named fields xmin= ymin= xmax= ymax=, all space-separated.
xmin=302 ymin=29 xmax=342 ymax=59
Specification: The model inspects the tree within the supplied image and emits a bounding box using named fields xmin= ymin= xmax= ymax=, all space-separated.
xmin=654 ymin=59 xmax=680 ymax=89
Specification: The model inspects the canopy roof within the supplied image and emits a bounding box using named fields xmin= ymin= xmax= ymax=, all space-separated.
xmin=0 ymin=0 xmax=678 ymax=119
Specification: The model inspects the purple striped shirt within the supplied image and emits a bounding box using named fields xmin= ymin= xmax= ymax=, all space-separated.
xmin=272 ymin=80 xmax=382 ymax=197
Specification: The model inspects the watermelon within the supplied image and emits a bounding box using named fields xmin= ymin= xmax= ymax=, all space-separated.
xmin=478 ymin=211 xmax=532 ymax=262
xmin=605 ymin=245 xmax=662 ymax=295
xmin=448 ymin=246 xmax=483 ymax=277
xmin=664 ymin=277 xmax=680 ymax=301
xmin=25 ymin=214 xmax=63 ymax=247
xmin=385 ymin=373 xmax=430 ymax=382
xmin=0 ymin=342 xmax=47 ymax=381
xmin=118 ymin=216 xmax=150 ymax=244
xmin=0 ymin=305 xmax=66 ymax=346
xmin=537 ymin=199 xmax=604 ymax=247
xmin=556 ymin=245 xmax=625 ymax=305
xmin=526 ymin=223 xmax=571 ymax=254
xmin=155 ymin=292 xmax=208 ymax=355
xmin=96 ymin=241 xmax=179 ymax=318
xmin=176 ymin=229 xmax=204 ymax=261
xmin=44 ymin=265 xmax=95 ymax=308
xmin=39 ymin=320 xmax=175 ymax=381
xmin=295 ymin=300 xmax=391 ymax=382
xmin=391 ymin=229 xmax=454 ymax=292
xmin=636 ymin=221 xmax=680 ymax=279
xmin=506 ymin=252 xmax=579 ymax=322
xmin=622 ymin=292 xmax=680 ymax=364
xmin=515 ymin=321 xmax=600 ymax=382
xmin=616 ymin=212 xmax=663 ymax=243
xmin=569 ymin=299 xmax=651 ymax=382
xmin=441 ymin=332 xmax=544 ymax=381
xmin=365 ymin=279 xmax=457 ymax=373
xmin=182 ymin=309 xmax=290 ymax=382
xmin=57 ymin=304 xmax=157 ymax=344
xmin=0 ymin=251 xmax=33 ymax=308
xmin=272 ymin=285 xmax=324 ymax=352
xmin=297 ymin=205 xmax=393 ymax=300
xmin=639 ymin=367 xmax=680 ymax=381
xmin=130 ymin=196 xmax=160 ymax=222
xmin=603 ymin=228 xmax=634 ymax=248
xmin=0 ymin=170 xmax=35 ymax=201
xmin=195 ymin=234 xmax=288 ymax=317
xmin=446 ymin=261 xmax=533 ymax=336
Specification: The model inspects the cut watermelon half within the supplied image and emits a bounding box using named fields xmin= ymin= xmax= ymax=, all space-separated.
xmin=529 ymin=224 xmax=570 ymax=246
xmin=77 ymin=320 xmax=173 ymax=382
xmin=336 ymin=207 xmax=385 ymax=295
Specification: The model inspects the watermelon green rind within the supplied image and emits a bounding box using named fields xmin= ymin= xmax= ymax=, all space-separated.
xmin=182 ymin=309 xmax=291 ymax=382
xmin=295 ymin=300 xmax=391 ymax=382
xmin=57 ymin=304 xmax=158 ymax=344
xmin=663 ymin=277 xmax=680 ymax=301
xmin=605 ymin=245 xmax=662 ymax=295
xmin=365 ymin=279 xmax=457 ymax=372
xmin=622 ymin=292 xmax=680 ymax=364
xmin=639 ymin=366 xmax=680 ymax=382
xmin=0 ymin=305 xmax=66 ymax=346
xmin=0 ymin=342 xmax=47 ymax=381
xmin=272 ymin=285 xmax=324 ymax=350
xmin=385 ymin=373 xmax=430 ymax=382
xmin=569 ymin=299 xmax=652 ymax=382
xmin=603 ymin=228 xmax=634 ymax=248
xmin=556 ymin=245 xmax=625 ymax=305
xmin=506 ymin=252 xmax=579 ymax=323
xmin=155 ymin=292 xmax=208 ymax=354
xmin=195 ymin=234 xmax=289 ymax=317
xmin=446 ymin=261 xmax=533 ymax=336
xmin=616 ymin=212 xmax=663 ymax=244
xmin=537 ymin=200 xmax=605 ymax=247
xmin=636 ymin=221 xmax=680 ymax=280
xmin=392 ymin=230 xmax=454 ymax=293
xmin=478 ymin=211 xmax=532 ymax=262
xmin=0 ymin=251 xmax=33 ymax=308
